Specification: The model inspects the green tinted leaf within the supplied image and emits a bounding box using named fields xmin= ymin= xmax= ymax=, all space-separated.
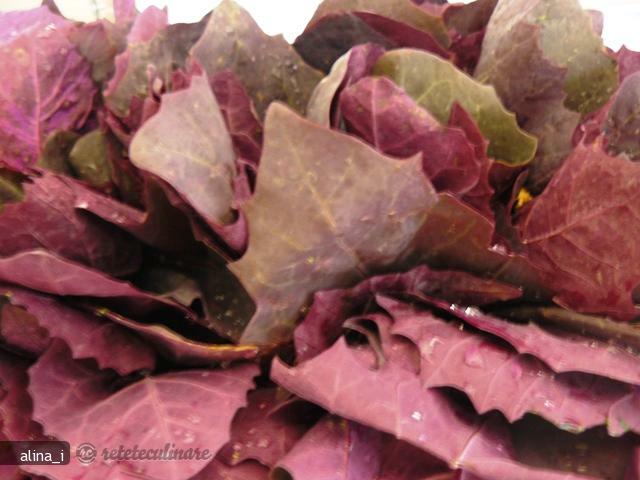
xmin=191 ymin=0 xmax=323 ymax=118
xmin=230 ymin=103 xmax=437 ymax=345
xmin=69 ymin=130 xmax=112 ymax=189
xmin=0 ymin=169 xmax=23 ymax=209
xmin=104 ymin=19 xmax=207 ymax=117
xmin=37 ymin=130 xmax=79 ymax=175
xmin=476 ymin=0 xmax=617 ymax=116
xmin=374 ymin=49 xmax=537 ymax=166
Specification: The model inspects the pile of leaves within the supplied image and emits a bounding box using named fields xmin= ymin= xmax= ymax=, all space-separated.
xmin=2 ymin=0 xmax=640 ymax=478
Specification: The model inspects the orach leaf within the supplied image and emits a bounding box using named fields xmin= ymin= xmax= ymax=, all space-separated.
xmin=274 ymin=415 xmax=452 ymax=480
xmin=95 ymin=308 xmax=259 ymax=365
xmin=480 ymin=0 xmax=617 ymax=115
xmin=308 ymin=0 xmax=450 ymax=47
xmin=230 ymin=103 xmax=437 ymax=345
xmin=294 ymin=264 xmax=521 ymax=362
xmin=27 ymin=340 xmax=257 ymax=480
xmin=427 ymin=301 xmax=640 ymax=387
xmin=191 ymin=0 xmax=323 ymax=118
xmin=605 ymin=72 xmax=640 ymax=160
xmin=0 ymin=12 xmax=96 ymax=172
xmin=474 ymin=0 xmax=617 ymax=191
xmin=307 ymin=44 xmax=384 ymax=127
xmin=271 ymin=338 xmax=591 ymax=480
xmin=382 ymin=298 xmax=638 ymax=435
xmin=0 ymin=250 xmax=193 ymax=320
xmin=0 ymin=173 xmax=141 ymax=276
xmin=3 ymin=284 xmax=155 ymax=374
xmin=104 ymin=18 xmax=207 ymax=117
xmin=130 ymin=75 xmax=237 ymax=227
xmin=520 ymin=142 xmax=640 ymax=319
xmin=374 ymin=49 xmax=537 ymax=167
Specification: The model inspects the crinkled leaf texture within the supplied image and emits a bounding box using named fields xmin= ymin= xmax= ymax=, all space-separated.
xmin=26 ymin=340 xmax=258 ymax=480
xmin=294 ymin=264 xmax=521 ymax=362
xmin=381 ymin=297 xmax=638 ymax=435
xmin=230 ymin=103 xmax=436 ymax=345
xmin=271 ymin=337 xmax=591 ymax=479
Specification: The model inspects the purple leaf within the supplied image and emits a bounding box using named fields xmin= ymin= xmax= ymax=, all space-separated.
xmin=0 ymin=173 xmax=141 ymax=276
xmin=271 ymin=337 xmax=591 ymax=480
xmin=27 ymin=340 xmax=258 ymax=480
xmin=294 ymin=264 xmax=521 ymax=361
xmin=432 ymin=301 xmax=640 ymax=387
xmin=218 ymin=388 xmax=323 ymax=467
xmin=72 ymin=175 xmax=196 ymax=252
xmin=96 ymin=308 xmax=259 ymax=365
xmin=307 ymin=43 xmax=385 ymax=128
xmin=0 ymin=302 xmax=49 ymax=356
xmin=340 ymin=77 xmax=492 ymax=209
xmin=520 ymin=142 xmax=640 ymax=319
xmin=0 ymin=14 xmax=95 ymax=172
xmin=104 ymin=18 xmax=207 ymax=118
xmin=130 ymin=75 xmax=237 ymax=229
xmin=0 ymin=350 xmax=43 ymax=441
xmin=617 ymin=46 xmax=640 ymax=83
xmin=0 ymin=7 xmax=67 ymax=44
xmin=210 ymin=70 xmax=263 ymax=166
xmin=3 ymin=285 xmax=155 ymax=374
xmin=127 ymin=6 xmax=167 ymax=44
xmin=381 ymin=297 xmax=638 ymax=435
xmin=275 ymin=415 xmax=453 ymax=480
xmin=0 ymin=250 xmax=194 ymax=320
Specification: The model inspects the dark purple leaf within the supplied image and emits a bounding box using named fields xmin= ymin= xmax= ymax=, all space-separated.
xmin=294 ymin=264 xmax=521 ymax=361
xmin=307 ymin=43 xmax=384 ymax=128
xmin=0 ymin=173 xmax=141 ymax=276
xmin=3 ymin=285 xmax=155 ymax=374
xmin=211 ymin=71 xmax=263 ymax=166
